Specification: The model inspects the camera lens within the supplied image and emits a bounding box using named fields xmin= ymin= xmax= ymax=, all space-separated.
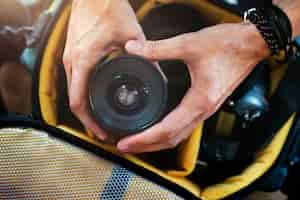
xmin=89 ymin=55 xmax=168 ymax=140
xmin=115 ymin=84 xmax=140 ymax=109
xmin=108 ymin=74 xmax=148 ymax=115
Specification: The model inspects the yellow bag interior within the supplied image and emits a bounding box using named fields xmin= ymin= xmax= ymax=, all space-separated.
xmin=38 ymin=1 xmax=295 ymax=199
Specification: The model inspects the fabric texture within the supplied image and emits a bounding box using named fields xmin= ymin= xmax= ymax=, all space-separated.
xmin=0 ymin=128 xmax=183 ymax=200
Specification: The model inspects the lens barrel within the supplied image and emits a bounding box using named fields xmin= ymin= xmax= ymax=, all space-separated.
xmin=89 ymin=55 xmax=168 ymax=139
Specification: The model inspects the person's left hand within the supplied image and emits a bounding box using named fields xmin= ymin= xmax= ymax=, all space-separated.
xmin=117 ymin=23 xmax=270 ymax=153
xmin=63 ymin=0 xmax=145 ymax=141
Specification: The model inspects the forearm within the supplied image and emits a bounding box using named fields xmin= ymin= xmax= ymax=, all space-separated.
xmin=274 ymin=0 xmax=300 ymax=38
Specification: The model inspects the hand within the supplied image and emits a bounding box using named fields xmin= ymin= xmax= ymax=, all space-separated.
xmin=117 ymin=23 xmax=270 ymax=153
xmin=63 ymin=0 xmax=145 ymax=140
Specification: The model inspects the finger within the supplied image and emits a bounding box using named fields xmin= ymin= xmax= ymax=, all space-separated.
xmin=125 ymin=143 xmax=171 ymax=154
xmin=63 ymin=36 xmax=75 ymax=92
xmin=119 ymin=114 xmax=202 ymax=153
xmin=170 ymin=115 xmax=203 ymax=148
xmin=117 ymin=88 xmax=204 ymax=153
xmin=69 ymin=61 xmax=107 ymax=140
xmin=63 ymin=38 xmax=74 ymax=92
xmin=67 ymin=25 xmax=116 ymax=139
xmin=151 ymin=116 xmax=201 ymax=153
xmin=63 ymin=63 xmax=72 ymax=92
xmin=125 ymin=33 xmax=192 ymax=61
xmin=63 ymin=2 xmax=79 ymax=91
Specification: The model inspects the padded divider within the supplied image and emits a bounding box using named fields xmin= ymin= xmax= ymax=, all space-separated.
xmin=39 ymin=2 xmax=70 ymax=126
xmin=37 ymin=0 xmax=295 ymax=199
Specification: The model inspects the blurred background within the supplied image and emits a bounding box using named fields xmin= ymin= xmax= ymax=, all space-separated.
xmin=0 ymin=0 xmax=52 ymax=114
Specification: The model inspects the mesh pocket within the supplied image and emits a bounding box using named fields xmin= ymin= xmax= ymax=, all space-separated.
xmin=0 ymin=128 xmax=183 ymax=200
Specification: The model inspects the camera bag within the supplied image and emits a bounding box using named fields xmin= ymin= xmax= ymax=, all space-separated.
xmin=1 ymin=0 xmax=300 ymax=199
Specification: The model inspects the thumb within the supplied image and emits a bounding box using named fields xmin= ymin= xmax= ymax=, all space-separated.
xmin=125 ymin=34 xmax=189 ymax=61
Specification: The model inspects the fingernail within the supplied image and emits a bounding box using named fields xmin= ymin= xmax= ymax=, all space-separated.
xmin=86 ymin=129 xmax=95 ymax=138
xmin=94 ymin=132 xmax=107 ymax=141
xmin=117 ymin=143 xmax=130 ymax=153
xmin=98 ymin=134 xmax=107 ymax=141
xmin=126 ymin=40 xmax=142 ymax=53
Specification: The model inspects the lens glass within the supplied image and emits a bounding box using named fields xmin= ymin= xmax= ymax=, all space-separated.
xmin=115 ymin=85 xmax=138 ymax=107
xmin=108 ymin=74 xmax=149 ymax=115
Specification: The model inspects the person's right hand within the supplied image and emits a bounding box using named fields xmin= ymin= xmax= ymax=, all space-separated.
xmin=63 ymin=0 xmax=145 ymax=140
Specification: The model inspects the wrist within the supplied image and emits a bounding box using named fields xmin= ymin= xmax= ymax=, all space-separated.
xmin=240 ymin=22 xmax=270 ymax=60
xmin=281 ymin=6 xmax=300 ymax=39
xmin=274 ymin=0 xmax=300 ymax=39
